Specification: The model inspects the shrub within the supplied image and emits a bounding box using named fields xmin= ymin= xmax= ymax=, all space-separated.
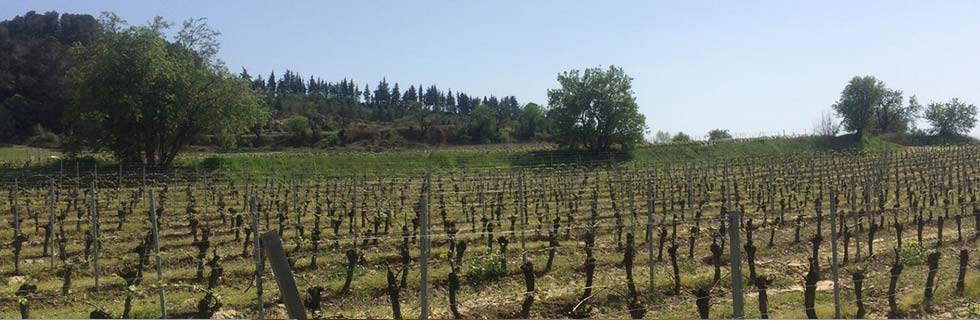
xmin=672 ymin=132 xmax=692 ymax=142
xmin=465 ymin=253 xmax=507 ymax=283
xmin=707 ymin=129 xmax=732 ymax=141
xmin=26 ymin=124 xmax=59 ymax=148
xmin=898 ymin=242 xmax=929 ymax=266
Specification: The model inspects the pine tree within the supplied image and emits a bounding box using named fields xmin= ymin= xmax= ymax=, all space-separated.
xmin=240 ymin=67 xmax=252 ymax=80
xmin=404 ymin=85 xmax=418 ymax=103
xmin=374 ymin=78 xmax=391 ymax=105
xmin=308 ymin=75 xmax=318 ymax=96
xmin=252 ymin=75 xmax=266 ymax=91
xmin=267 ymin=71 xmax=277 ymax=93
xmin=424 ymin=85 xmax=440 ymax=111
xmin=391 ymin=83 xmax=401 ymax=107
xmin=363 ymin=83 xmax=372 ymax=104
xmin=446 ymin=89 xmax=456 ymax=114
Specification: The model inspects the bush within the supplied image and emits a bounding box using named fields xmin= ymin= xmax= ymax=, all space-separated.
xmin=898 ymin=242 xmax=929 ymax=266
xmin=199 ymin=156 xmax=224 ymax=171
xmin=346 ymin=125 xmax=380 ymax=144
xmin=26 ymin=124 xmax=59 ymax=148
xmin=707 ymin=129 xmax=732 ymax=141
xmin=464 ymin=253 xmax=508 ymax=283
xmin=672 ymin=132 xmax=692 ymax=142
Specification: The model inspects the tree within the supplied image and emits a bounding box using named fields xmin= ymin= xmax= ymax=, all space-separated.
xmin=267 ymin=71 xmax=276 ymax=93
xmin=832 ymin=76 xmax=919 ymax=135
xmin=832 ymin=76 xmax=884 ymax=135
xmin=373 ymin=78 xmax=390 ymax=106
xmin=707 ymin=129 xmax=732 ymax=141
xmin=286 ymin=115 xmax=312 ymax=143
xmin=672 ymin=132 xmax=691 ymax=142
xmin=403 ymin=85 xmax=418 ymax=103
xmin=0 ymin=11 xmax=99 ymax=139
xmin=445 ymin=89 xmax=456 ymax=114
xmin=466 ymin=104 xmax=497 ymax=143
xmin=65 ymin=14 xmax=268 ymax=165
xmin=362 ymin=83 xmax=371 ymax=104
xmin=875 ymin=89 xmax=918 ymax=133
xmin=0 ymin=101 xmax=15 ymax=141
xmin=517 ymin=103 xmax=546 ymax=140
xmin=923 ymin=98 xmax=977 ymax=136
xmin=547 ymin=65 xmax=646 ymax=150
xmin=391 ymin=83 xmax=401 ymax=107
xmin=653 ymin=130 xmax=671 ymax=143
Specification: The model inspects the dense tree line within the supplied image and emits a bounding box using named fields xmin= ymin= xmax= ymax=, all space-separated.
xmin=832 ymin=75 xmax=976 ymax=138
xmin=246 ymin=68 xmax=548 ymax=146
xmin=0 ymin=10 xmax=552 ymax=148
xmin=0 ymin=11 xmax=99 ymax=142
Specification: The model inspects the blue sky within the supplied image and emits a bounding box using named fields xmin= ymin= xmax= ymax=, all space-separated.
xmin=6 ymin=0 xmax=980 ymax=139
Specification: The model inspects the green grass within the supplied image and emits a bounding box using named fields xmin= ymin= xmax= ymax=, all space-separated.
xmin=0 ymin=134 xmax=903 ymax=179
xmin=173 ymin=134 xmax=902 ymax=177
xmin=0 ymin=146 xmax=61 ymax=167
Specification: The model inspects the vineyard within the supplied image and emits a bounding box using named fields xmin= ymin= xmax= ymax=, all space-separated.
xmin=3 ymin=146 xmax=980 ymax=319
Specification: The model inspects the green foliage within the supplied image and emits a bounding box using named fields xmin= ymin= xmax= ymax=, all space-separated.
xmin=64 ymin=14 xmax=268 ymax=165
xmin=0 ymin=11 xmax=99 ymax=139
xmin=832 ymin=76 xmax=919 ymax=135
xmin=923 ymin=98 xmax=977 ymax=136
xmin=517 ymin=102 xmax=546 ymax=140
xmin=897 ymin=242 xmax=929 ymax=266
xmin=957 ymin=303 xmax=980 ymax=318
xmin=547 ymin=65 xmax=646 ymax=151
xmin=286 ymin=115 xmax=312 ymax=136
xmin=465 ymin=104 xmax=498 ymax=143
xmin=464 ymin=253 xmax=508 ymax=283
xmin=0 ymin=102 xmax=15 ymax=141
xmin=672 ymin=132 xmax=691 ymax=142
xmin=707 ymin=129 xmax=732 ymax=141
xmin=26 ymin=124 xmax=60 ymax=148
xmin=653 ymin=130 xmax=671 ymax=143
xmin=833 ymin=76 xmax=884 ymax=135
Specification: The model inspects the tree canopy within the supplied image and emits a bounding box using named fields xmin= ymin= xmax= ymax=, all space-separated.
xmin=0 ymin=11 xmax=99 ymax=141
xmin=1 ymin=10 xmax=540 ymax=150
xmin=672 ymin=132 xmax=691 ymax=142
xmin=547 ymin=65 xmax=646 ymax=151
xmin=65 ymin=14 xmax=268 ymax=165
xmin=832 ymin=76 xmax=919 ymax=135
xmin=923 ymin=98 xmax=977 ymax=136
xmin=707 ymin=129 xmax=732 ymax=141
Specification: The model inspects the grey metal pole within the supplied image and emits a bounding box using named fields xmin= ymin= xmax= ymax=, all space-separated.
xmin=728 ymin=212 xmax=744 ymax=319
xmin=828 ymin=189 xmax=842 ymax=319
xmin=260 ymin=231 xmax=307 ymax=319
xmin=149 ymin=190 xmax=167 ymax=318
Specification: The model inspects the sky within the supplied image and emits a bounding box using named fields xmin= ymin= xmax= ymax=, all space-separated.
xmin=5 ymin=0 xmax=980 ymax=139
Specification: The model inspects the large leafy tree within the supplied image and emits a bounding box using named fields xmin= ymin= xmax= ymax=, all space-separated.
xmin=547 ymin=65 xmax=646 ymax=150
xmin=707 ymin=129 xmax=732 ymax=141
xmin=466 ymin=104 xmax=498 ymax=143
xmin=923 ymin=98 xmax=977 ymax=136
xmin=832 ymin=76 xmax=919 ymax=135
xmin=832 ymin=76 xmax=884 ymax=135
xmin=65 ymin=13 xmax=268 ymax=165
xmin=517 ymin=102 xmax=546 ymax=140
